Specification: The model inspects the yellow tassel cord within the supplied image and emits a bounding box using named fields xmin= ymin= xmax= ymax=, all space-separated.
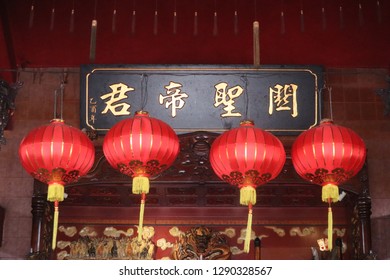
xmin=52 ymin=200 xmax=59 ymax=250
xmin=240 ymin=186 xmax=256 ymax=253
xmin=244 ymin=205 xmax=253 ymax=253
xmin=328 ymin=204 xmax=333 ymax=251
xmin=133 ymin=176 xmax=149 ymax=242
xmin=240 ymin=186 xmax=257 ymax=206
xmin=322 ymin=184 xmax=338 ymax=251
xmin=137 ymin=193 xmax=146 ymax=242
xmin=132 ymin=176 xmax=150 ymax=195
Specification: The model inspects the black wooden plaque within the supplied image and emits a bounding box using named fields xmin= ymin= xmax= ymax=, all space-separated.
xmin=80 ymin=65 xmax=323 ymax=135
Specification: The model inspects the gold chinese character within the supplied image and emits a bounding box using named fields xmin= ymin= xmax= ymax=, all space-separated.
xmin=100 ymin=83 xmax=133 ymax=116
xmin=269 ymin=84 xmax=298 ymax=117
xmin=159 ymin=81 xmax=188 ymax=117
xmin=214 ymin=82 xmax=243 ymax=117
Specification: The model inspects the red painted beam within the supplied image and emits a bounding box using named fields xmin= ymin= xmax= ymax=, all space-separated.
xmin=60 ymin=205 xmax=350 ymax=226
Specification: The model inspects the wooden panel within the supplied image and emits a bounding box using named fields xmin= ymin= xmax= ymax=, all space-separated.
xmin=53 ymin=222 xmax=352 ymax=260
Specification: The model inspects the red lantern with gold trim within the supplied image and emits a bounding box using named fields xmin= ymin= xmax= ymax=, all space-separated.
xmin=103 ymin=111 xmax=179 ymax=240
xmin=18 ymin=119 xmax=95 ymax=249
xmin=291 ymin=119 xmax=366 ymax=250
xmin=209 ymin=120 xmax=286 ymax=253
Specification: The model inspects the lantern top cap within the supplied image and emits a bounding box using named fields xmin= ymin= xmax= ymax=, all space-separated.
xmin=135 ymin=110 xmax=149 ymax=117
xmin=320 ymin=118 xmax=334 ymax=125
xmin=240 ymin=119 xmax=255 ymax=126
xmin=50 ymin=118 xmax=64 ymax=123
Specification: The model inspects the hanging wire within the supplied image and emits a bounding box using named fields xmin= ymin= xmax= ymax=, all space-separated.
xmin=358 ymin=2 xmax=364 ymax=27
xmin=94 ymin=0 xmax=97 ymax=19
xmin=50 ymin=0 xmax=56 ymax=31
xmin=339 ymin=0 xmax=344 ymax=29
xmin=280 ymin=0 xmax=285 ymax=34
xmin=89 ymin=0 xmax=98 ymax=62
xmin=252 ymin=0 xmax=260 ymax=66
xmin=213 ymin=0 xmax=218 ymax=36
xmin=376 ymin=0 xmax=382 ymax=24
xmin=320 ymin=82 xmax=333 ymax=121
xmin=328 ymin=86 xmax=333 ymax=120
xmin=173 ymin=0 xmax=177 ymax=34
xmin=69 ymin=0 xmax=75 ymax=33
xmin=253 ymin=21 xmax=260 ymax=66
xmin=234 ymin=0 xmax=239 ymax=35
xmin=300 ymin=0 xmax=305 ymax=32
xmin=112 ymin=0 xmax=117 ymax=33
xmin=254 ymin=0 xmax=257 ymax=21
xmin=140 ymin=74 xmax=149 ymax=110
xmin=53 ymin=81 xmax=65 ymax=120
xmin=29 ymin=0 xmax=35 ymax=28
xmin=193 ymin=0 xmax=198 ymax=36
xmin=321 ymin=0 xmax=327 ymax=30
xmin=131 ymin=0 xmax=136 ymax=35
xmin=55 ymin=70 xmax=68 ymax=120
xmin=240 ymin=76 xmax=250 ymax=120
xmin=153 ymin=0 xmax=158 ymax=35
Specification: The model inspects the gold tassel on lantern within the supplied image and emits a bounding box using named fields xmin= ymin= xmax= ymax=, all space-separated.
xmin=240 ymin=186 xmax=256 ymax=253
xmin=240 ymin=186 xmax=256 ymax=206
xmin=322 ymin=183 xmax=338 ymax=251
xmin=328 ymin=204 xmax=333 ymax=251
xmin=52 ymin=200 xmax=59 ymax=249
xmin=132 ymin=176 xmax=150 ymax=194
xmin=47 ymin=182 xmax=64 ymax=250
xmin=322 ymin=183 xmax=339 ymax=203
xmin=137 ymin=193 xmax=146 ymax=241
xmin=244 ymin=205 xmax=253 ymax=253
xmin=47 ymin=182 xmax=65 ymax=202
xmin=133 ymin=176 xmax=149 ymax=241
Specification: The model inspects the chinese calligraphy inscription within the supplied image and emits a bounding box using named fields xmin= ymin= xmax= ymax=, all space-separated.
xmin=214 ymin=82 xmax=243 ymax=117
xmin=101 ymin=83 xmax=133 ymax=116
xmin=269 ymin=84 xmax=298 ymax=118
xmin=159 ymin=81 xmax=188 ymax=117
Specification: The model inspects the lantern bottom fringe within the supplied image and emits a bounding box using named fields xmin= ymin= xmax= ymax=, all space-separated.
xmin=133 ymin=177 xmax=150 ymax=194
xmin=328 ymin=206 xmax=333 ymax=251
xmin=137 ymin=195 xmax=146 ymax=242
xmin=47 ymin=183 xmax=64 ymax=202
xmin=322 ymin=183 xmax=339 ymax=203
xmin=52 ymin=202 xmax=59 ymax=250
xmin=240 ymin=186 xmax=257 ymax=206
xmin=244 ymin=208 xmax=253 ymax=253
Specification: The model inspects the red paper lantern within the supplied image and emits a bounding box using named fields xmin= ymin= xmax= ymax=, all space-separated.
xmin=209 ymin=120 xmax=286 ymax=252
xmin=291 ymin=119 xmax=366 ymax=250
xmin=18 ymin=119 xmax=95 ymax=249
xmin=103 ymin=111 xmax=179 ymax=240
